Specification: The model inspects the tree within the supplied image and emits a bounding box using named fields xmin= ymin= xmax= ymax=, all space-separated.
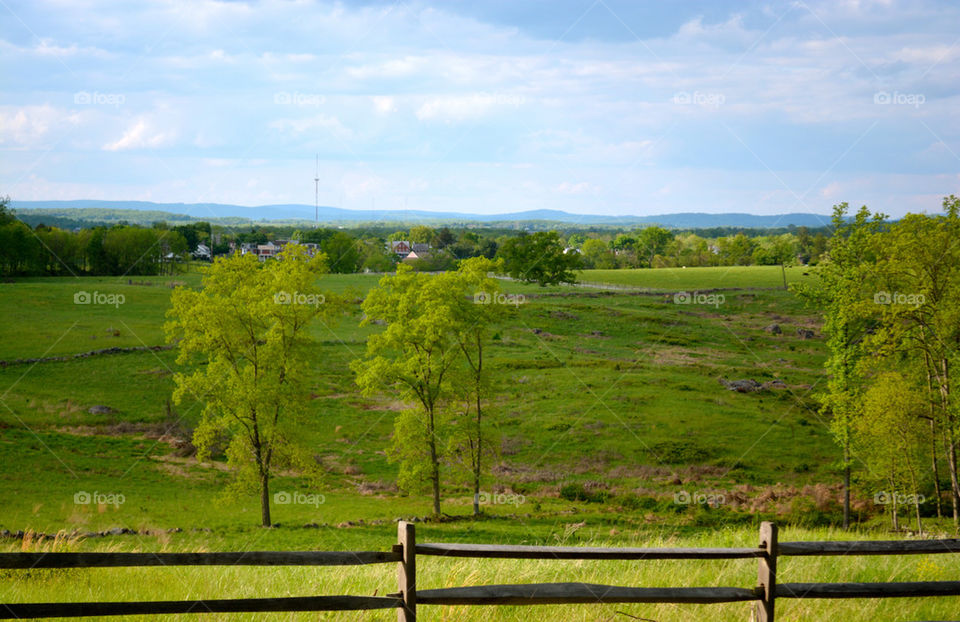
xmin=352 ymin=265 xmax=462 ymax=515
xmin=497 ymin=231 xmax=582 ymax=285
xmin=320 ymin=231 xmax=361 ymax=273
xmin=857 ymin=372 xmax=928 ymax=532
xmin=794 ymin=203 xmax=885 ymax=529
xmin=636 ymin=226 xmax=673 ymax=267
xmin=165 ymin=244 xmax=336 ymax=527
xmin=444 ymin=257 xmax=507 ymax=515
xmin=409 ymin=225 xmax=435 ymax=245
xmin=581 ymin=238 xmax=615 ymax=269
xmin=0 ymin=195 xmax=14 ymax=225
xmin=868 ymin=197 xmax=960 ymax=524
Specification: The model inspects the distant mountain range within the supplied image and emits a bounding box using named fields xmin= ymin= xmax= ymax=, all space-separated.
xmin=11 ymin=200 xmax=834 ymax=229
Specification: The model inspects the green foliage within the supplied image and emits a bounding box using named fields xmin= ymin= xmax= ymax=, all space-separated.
xmin=559 ymin=482 xmax=610 ymax=503
xmin=497 ymin=231 xmax=582 ymax=285
xmin=164 ymin=244 xmax=338 ymax=526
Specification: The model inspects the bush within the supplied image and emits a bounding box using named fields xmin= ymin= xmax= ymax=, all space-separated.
xmin=559 ymin=482 xmax=610 ymax=504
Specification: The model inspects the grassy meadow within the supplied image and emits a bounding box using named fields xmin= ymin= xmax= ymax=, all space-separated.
xmin=1 ymin=264 xmax=955 ymax=620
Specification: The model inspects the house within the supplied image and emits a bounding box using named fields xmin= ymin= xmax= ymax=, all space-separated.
xmin=258 ymin=242 xmax=280 ymax=260
xmin=411 ymin=243 xmax=430 ymax=254
xmin=388 ymin=240 xmax=412 ymax=258
xmin=193 ymin=243 xmax=211 ymax=260
xmin=239 ymin=242 xmax=258 ymax=256
xmin=403 ymin=250 xmax=424 ymax=262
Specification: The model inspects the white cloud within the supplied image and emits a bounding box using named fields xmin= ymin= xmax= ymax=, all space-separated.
xmin=416 ymin=93 xmax=523 ymax=122
xmin=269 ymin=114 xmax=353 ymax=139
xmin=372 ymin=96 xmax=397 ymax=114
xmin=102 ymin=118 xmax=174 ymax=151
xmin=0 ymin=105 xmax=81 ymax=146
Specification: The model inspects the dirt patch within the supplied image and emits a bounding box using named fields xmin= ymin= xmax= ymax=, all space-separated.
xmin=60 ymin=421 xmax=194 ymax=455
xmin=650 ymin=346 xmax=720 ymax=368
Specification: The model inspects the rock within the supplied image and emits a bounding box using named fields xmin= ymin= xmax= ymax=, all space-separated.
xmin=104 ymin=527 xmax=132 ymax=536
xmin=761 ymin=379 xmax=788 ymax=390
xmin=303 ymin=522 xmax=319 ymax=529
xmin=719 ymin=378 xmax=763 ymax=393
xmin=796 ymin=328 xmax=816 ymax=339
xmin=84 ymin=531 xmax=102 ymax=538
xmin=764 ymin=323 xmax=782 ymax=335
xmin=0 ymin=529 xmax=10 ymax=538
xmin=88 ymin=405 xmax=115 ymax=415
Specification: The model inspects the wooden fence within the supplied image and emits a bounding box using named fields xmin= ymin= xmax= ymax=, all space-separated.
xmin=2 ymin=521 xmax=960 ymax=620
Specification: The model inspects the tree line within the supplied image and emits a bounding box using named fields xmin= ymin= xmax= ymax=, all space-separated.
xmin=2 ymin=196 xmax=830 ymax=278
xmin=798 ymin=196 xmax=960 ymax=532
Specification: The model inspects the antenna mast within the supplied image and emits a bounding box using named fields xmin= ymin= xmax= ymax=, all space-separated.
xmin=314 ymin=154 xmax=319 ymax=228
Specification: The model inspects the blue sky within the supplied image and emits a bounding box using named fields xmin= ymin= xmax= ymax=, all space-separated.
xmin=1 ymin=0 xmax=958 ymax=217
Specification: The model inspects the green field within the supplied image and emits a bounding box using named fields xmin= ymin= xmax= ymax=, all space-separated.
xmin=0 ymin=265 xmax=951 ymax=621
xmin=578 ymin=265 xmax=811 ymax=291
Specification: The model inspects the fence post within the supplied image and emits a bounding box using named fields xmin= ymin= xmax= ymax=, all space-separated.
xmin=755 ymin=521 xmax=778 ymax=622
xmin=398 ymin=521 xmax=416 ymax=622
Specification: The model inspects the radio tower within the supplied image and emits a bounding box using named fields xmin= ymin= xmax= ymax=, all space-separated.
xmin=313 ymin=154 xmax=319 ymax=228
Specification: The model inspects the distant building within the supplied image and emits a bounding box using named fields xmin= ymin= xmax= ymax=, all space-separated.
xmin=388 ymin=240 xmax=412 ymax=258
xmin=256 ymin=242 xmax=280 ymax=260
xmin=193 ymin=243 xmax=212 ymax=260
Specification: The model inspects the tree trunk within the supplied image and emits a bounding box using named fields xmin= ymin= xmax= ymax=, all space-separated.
xmin=260 ymin=470 xmax=271 ymax=528
xmin=946 ymin=429 xmax=960 ymax=527
xmin=780 ymin=262 xmax=787 ymax=290
xmin=931 ymin=419 xmax=943 ymax=518
xmin=472 ymin=339 xmax=483 ymax=517
xmin=843 ymin=443 xmax=851 ymax=530
xmin=428 ymin=406 xmax=441 ymax=516
xmin=924 ymin=354 xmax=943 ymax=518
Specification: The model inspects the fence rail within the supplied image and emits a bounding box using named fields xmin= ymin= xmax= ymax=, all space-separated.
xmin=2 ymin=521 xmax=960 ymax=621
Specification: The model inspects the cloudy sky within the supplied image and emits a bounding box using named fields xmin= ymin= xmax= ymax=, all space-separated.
xmin=1 ymin=0 xmax=958 ymax=217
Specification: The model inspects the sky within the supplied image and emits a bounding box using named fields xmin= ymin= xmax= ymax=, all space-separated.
xmin=1 ymin=0 xmax=959 ymax=218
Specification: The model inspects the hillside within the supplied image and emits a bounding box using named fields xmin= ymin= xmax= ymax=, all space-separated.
xmin=0 ymin=266 xmax=841 ymax=541
xmin=10 ymin=200 xmax=835 ymax=228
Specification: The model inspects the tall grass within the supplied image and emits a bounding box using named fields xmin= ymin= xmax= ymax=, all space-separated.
xmin=3 ymin=526 xmax=958 ymax=621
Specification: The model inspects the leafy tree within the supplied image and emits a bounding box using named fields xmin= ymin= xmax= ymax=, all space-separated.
xmin=0 ymin=195 xmax=14 ymax=225
xmin=868 ymin=196 xmax=960 ymax=523
xmin=857 ymin=372 xmax=928 ymax=531
xmin=409 ymin=225 xmax=435 ymax=245
xmin=717 ymin=233 xmax=755 ymax=266
xmin=794 ymin=203 xmax=885 ymax=528
xmin=320 ymin=231 xmax=361 ymax=273
xmin=165 ymin=244 xmax=336 ymax=527
xmin=444 ymin=257 xmax=506 ymax=515
xmin=636 ymin=226 xmax=674 ymax=267
xmin=353 ymin=265 xmax=461 ymax=514
xmin=581 ymin=238 xmax=615 ymax=269
xmin=497 ymin=231 xmax=582 ymax=285
xmin=435 ymin=227 xmax=456 ymax=249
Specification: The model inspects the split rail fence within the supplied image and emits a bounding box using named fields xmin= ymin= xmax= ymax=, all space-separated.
xmin=2 ymin=521 xmax=960 ymax=620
